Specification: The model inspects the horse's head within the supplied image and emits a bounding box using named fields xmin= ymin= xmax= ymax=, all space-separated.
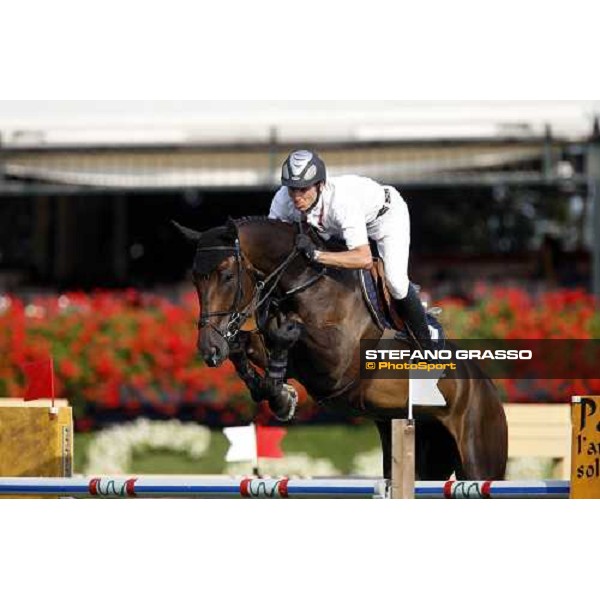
xmin=174 ymin=219 xmax=258 ymax=367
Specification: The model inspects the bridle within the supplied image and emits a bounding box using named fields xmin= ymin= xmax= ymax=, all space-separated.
xmin=196 ymin=238 xmax=248 ymax=341
xmin=195 ymin=234 xmax=325 ymax=342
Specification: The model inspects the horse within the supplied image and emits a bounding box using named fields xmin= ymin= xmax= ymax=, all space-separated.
xmin=176 ymin=216 xmax=508 ymax=481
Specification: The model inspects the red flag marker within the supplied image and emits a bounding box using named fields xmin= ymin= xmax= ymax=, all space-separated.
xmin=256 ymin=425 xmax=286 ymax=459
xmin=22 ymin=357 xmax=55 ymax=403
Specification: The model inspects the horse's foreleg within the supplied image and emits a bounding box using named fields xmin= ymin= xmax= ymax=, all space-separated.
xmin=228 ymin=343 xmax=266 ymax=404
xmin=229 ymin=324 xmax=301 ymax=422
xmin=261 ymin=316 xmax=303 ymax=421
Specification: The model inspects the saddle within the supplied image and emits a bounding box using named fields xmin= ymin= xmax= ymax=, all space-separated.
xmin=359 ymin=258 xmax=404 ymax=331
xmin=318 ymin=232 xmax=444 ymax=344
xmin=359 ymin=257 xmax=445 ymax=345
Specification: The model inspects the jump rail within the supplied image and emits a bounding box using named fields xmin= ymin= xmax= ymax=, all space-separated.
xmin=0 ymin=476 xmax=571 ymax=499
xmin=415 ymin=479 xmax=569 ymax=499
xmin=0 ymin=477 xmax=387 ymax=499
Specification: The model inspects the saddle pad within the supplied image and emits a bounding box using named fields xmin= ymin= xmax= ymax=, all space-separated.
xmin=359 ymin=266 xmax=446 ymax=348
xmin=359 ymin=267 xmax=393 ymax=330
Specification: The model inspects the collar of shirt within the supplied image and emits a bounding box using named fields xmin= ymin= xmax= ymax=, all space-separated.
xmin=303 ymin=182 xmax=333 ymax=228
xmin=303 ymin=194 xmax=326 ymax=230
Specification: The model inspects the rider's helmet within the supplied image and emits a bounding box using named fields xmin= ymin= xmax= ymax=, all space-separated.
xmin=281 ymin=149 xmax=326 ymax=188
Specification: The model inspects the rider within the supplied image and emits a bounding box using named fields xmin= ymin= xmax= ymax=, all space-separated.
xmin=268 ymin=149 xmax=434 ymax=351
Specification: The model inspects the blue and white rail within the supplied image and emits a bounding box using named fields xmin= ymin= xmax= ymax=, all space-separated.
xmin=0 ymin=476 xmax=387 ymax=499
xmin=0 ymin=477 xmax=572 ymax=498
xmin=415 ymin=479 xmax=570 ymax=499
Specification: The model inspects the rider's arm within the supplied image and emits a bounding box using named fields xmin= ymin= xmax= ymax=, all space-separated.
xmin=315 ymin=204 xmax=372 ymax=269
xmin=314 ymin=244 xmax=373 ymax=270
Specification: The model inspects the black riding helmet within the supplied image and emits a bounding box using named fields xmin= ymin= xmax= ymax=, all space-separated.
xmin=281 ymin=149 xmax=326 ymax=188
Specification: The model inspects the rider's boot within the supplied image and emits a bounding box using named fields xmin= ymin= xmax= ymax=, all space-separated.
xmin=393 ymin=283 xmax=435 ymax=353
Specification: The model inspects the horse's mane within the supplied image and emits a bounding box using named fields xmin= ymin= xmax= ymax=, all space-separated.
xmin=234 ymin=215 xmax=272 ymax=226
xmin=192 ymin=217 xmax=295 ymax=274
xmin=198 ymin=216 xmax=350 ymax=281
xmin=234 ymin=215 xmax=349 ymax=253
xmin=234 ymin=215 xmax=294 ymax=230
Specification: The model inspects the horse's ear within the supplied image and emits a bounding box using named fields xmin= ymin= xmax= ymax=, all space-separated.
xmin=225 ymin=217 xmax=238 ymax=239
xmin=171 ymin=220 xmax=201 ymax=245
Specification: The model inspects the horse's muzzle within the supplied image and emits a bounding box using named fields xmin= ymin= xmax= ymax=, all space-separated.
xmin=204 ymin=346 xmax=227 ymax=367
xmin=198 ymin=328 xmax=229 ymax=367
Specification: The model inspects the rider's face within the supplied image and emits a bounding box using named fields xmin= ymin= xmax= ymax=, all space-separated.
xmin=288 ymin=183 xmax=321 ymax=212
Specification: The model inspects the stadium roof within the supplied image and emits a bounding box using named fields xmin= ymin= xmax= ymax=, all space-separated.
xmin=0 ymin=101 xmax=598 ymax=148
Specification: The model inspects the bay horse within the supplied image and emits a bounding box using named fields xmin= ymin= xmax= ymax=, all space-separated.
xmin=177 ymin=216 xmax=508 ymax=481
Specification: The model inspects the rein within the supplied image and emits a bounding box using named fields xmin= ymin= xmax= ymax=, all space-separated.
xmin=196 ymin=234 xmax=325 ymax=341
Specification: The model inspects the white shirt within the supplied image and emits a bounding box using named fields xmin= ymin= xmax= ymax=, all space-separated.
xmin=268 ymin=175 xmax=388 ymax=249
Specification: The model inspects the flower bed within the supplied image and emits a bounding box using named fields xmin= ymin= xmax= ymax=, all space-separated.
xmin=0 ymin=290 xmax=318 ymax=429
xmin=437 ymin=285 xmax=600 ymax=401
xmin=1 ymin=286 xmax=599 ymax=429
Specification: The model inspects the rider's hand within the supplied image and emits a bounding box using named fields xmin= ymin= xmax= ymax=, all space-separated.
xmin=296 ymin=234 xmax=319 ymax=262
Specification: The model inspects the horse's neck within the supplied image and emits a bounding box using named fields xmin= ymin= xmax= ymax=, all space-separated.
xmin=238 ymin=221 xmax=296 ymax=275
xmin=239 ymin=220 xmax=377 ymax=339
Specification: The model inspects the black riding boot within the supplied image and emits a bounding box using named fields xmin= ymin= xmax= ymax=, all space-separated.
xmin=393 ymin=284 xmax=434 ymax=352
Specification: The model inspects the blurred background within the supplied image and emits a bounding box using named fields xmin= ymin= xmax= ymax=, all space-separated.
xmin=1 ymin=100 xmax=600 ymax=477
xmin=1 ymin=100 xmax=599 ymax=294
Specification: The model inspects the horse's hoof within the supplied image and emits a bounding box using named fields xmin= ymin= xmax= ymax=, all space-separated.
xmin=272 ymin=384 xmax=298 ymax=422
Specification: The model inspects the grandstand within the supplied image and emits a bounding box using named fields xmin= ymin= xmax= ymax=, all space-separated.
xmin=0 ymin=101 xmax=598 ymax=293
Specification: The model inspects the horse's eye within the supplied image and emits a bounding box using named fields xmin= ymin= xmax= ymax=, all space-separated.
xmin=224 ymin=272 xmax=234 ymax=282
